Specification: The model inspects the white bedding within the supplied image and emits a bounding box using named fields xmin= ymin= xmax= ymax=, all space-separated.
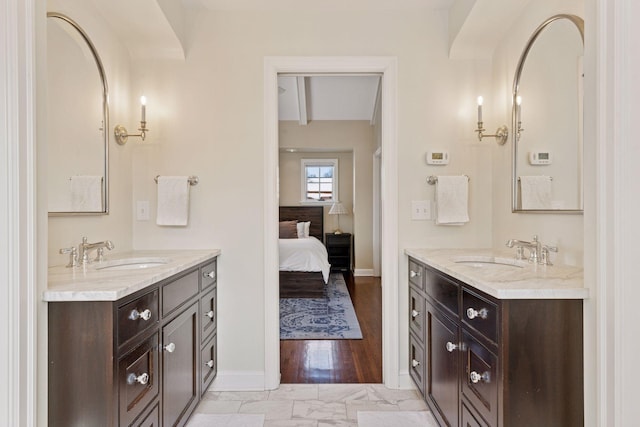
xmin=279 ymin=236 xmax=331 ymax=283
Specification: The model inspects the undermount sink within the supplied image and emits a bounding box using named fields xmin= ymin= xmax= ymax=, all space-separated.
xmin=450 ymin=255 xmax=527 ymax=269
xmin=94 ymin=257 xmax=172 ymax=271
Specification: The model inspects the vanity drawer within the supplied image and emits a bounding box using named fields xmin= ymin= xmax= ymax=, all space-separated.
xmin=408 ymin=259 xmax=425 ymax=292
xmin=462 ymin=288 xmax=498 ymax=345
xmin=201 ymin=259 xmax=217 ymax=291
xmin=118 ymin=333 xmax=159 ymax=427
xmin=409 ymin=287 xmax=425 ymax=343
xmin=118 ymin=289 xmax=159 ymax=347
xmin=462 ymin=399 xmax=490 ymax=427
xmin=200 ymin=287 xmax=217 ymax=343
xmin=424 ymin=267 xmax=460 ymax=319
xmin=461 ymin=331 xmax=498 ymax=427
xmin=409 ymin=333 xmax=426 ymax=397
xmin=201 ymin=333 xmax=217 ymax=396
xmin=162 ymin=269 xmax=199 ymax=316
xmin=133 ymin=401 xmax=160 ymax=427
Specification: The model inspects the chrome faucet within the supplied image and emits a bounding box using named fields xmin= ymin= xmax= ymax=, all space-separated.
xmin=506 ymin=235 xmax=557 ymax=265
xmin=79 ymin=237 xmax=114 ymax=265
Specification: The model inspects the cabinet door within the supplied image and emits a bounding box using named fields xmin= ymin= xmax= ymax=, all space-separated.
xmin=426 ymin=301 xmax=459 ymax=427
xmin=162 ymin=302 xmax=199 ymax=427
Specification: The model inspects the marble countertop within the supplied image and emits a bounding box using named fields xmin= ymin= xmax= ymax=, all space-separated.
xmin=405 ymin=248 xmax=588 ymax=300
xmin=44 ymin=249 xmax=221 ymax=302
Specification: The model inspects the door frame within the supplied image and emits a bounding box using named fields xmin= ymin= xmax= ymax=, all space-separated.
xmin=263 ymin=56 xmax=398 ymax=389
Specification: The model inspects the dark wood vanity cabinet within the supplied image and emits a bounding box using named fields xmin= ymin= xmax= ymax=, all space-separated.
xmin=408 ymin=257 xmax=584 ymax=427
xmin=48 ymin=257 xmax=218 ymax=427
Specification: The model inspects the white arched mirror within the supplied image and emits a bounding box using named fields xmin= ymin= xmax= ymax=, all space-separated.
xmin=47 ymin=12 xmax=109 ymax=215
xmin=512 ymin=14 xmax=584 ymax=213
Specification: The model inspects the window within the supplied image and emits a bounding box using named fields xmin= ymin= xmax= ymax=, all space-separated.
xmin=301 ymin=158 xmax=338 ymax=203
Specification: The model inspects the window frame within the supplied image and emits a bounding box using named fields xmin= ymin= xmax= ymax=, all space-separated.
xmin=300 ymin=158 xmax=339 ymax=205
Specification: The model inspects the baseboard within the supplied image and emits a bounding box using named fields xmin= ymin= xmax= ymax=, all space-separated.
xmin=208 ymin=371 xmax=266 ymax=391
xmin=354 ymin=269 xmax=376 ymax=277
xmin=397 ymin=370 xmax=418 ymax=390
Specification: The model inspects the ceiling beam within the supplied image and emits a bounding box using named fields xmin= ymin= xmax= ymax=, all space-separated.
xmin=296 ymin=76 xmax=308 ymax=125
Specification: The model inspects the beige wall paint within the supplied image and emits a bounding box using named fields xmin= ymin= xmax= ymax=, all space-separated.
xmin=46 ymin=0 xmax=134 ymax=266
xmin=129 ymin=8 xmax=493 ymax=382
xmin=279 ymin=120 xmax=375 ymax=271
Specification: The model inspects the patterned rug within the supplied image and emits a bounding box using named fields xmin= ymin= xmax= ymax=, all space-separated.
xmin=280 ymin=273 xmax=363 ymax=339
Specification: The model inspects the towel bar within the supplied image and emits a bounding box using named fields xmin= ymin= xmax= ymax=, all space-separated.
xmin=427 ymin=175 xmax=470 ymax=185
xmin=154 ymin=175 xmax=199 ymax=186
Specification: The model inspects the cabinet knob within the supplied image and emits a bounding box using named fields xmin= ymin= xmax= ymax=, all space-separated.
xmin=205 ymin=310 xmax=215 ymax=320
xmin=470 ymin=370 xmax=491 ymax=384
xmin=164 ymin=342 xmax=176 ymax=353
xmin=410 ymin=270 xmax=421 ymax=278
xmin=411 ymin=310 xmax=420 ymax=319
xmin=129 ymin=308 xmax=152 ymax=321
xmin=205 ymin=360 xmax=214 ymax=369
xmin=411 ymin=359 xmax=421 ymax=368
xmin=204 ymin=270 xmax=216 ymax=280
xmin=127 ymin=372 xmax=149 ymax=385
xmin=445 ymin=341 xmax=460 ymax=352
xmin=466 ymin=307 xmax=488 ymax=320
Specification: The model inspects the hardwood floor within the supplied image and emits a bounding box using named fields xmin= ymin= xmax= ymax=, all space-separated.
xmin=280 ymin=273 xmax=382 ymax=383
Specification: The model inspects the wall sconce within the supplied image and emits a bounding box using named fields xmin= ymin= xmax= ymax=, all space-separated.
xmin=475 ymin=96 xmax=508 ymax=145
xmin=515 ymin=95 xmax=524 ymax=141
xmin=114 ymin=96 xmax=149 ymax=145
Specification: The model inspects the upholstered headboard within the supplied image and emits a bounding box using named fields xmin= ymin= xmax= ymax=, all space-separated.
xmin=279 ymin=206 xmax=324 ymax=242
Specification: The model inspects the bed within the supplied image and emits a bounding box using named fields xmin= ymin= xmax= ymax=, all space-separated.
xmin=279 ymin=206 xmax=331 ymax=298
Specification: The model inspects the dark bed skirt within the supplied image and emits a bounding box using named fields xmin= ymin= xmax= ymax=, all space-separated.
xmin=279 ymin=271 xmax=326 ymax=298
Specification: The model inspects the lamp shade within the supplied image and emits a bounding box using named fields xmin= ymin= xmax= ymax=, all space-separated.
xmin=329 ymin=202 xmax=348 ymax=215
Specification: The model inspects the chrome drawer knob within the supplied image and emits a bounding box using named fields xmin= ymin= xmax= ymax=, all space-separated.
xmin=205 ymin=360 xmax=214 ymax=369
xmin=127 ymin=372 xmax=149 ymax=385
xmin=410 ymin=270 xmax=421 ymax=278
xmin=466 ymin=307 xmax=488 ymax=320
xmin=411 ymin=310 xmax=420 ymax=319
xmin=204 ymin=271 xmax=216 ymax=279
xmin=470 ymin=370 xmax=491 ymax=384
xmin=164 ymin=342 xmax=176 ymax=353
xmin=205 ymin=310 xmax=215 ymax=320
xmin=129 ymin=308 xmax=152 ymax=321
xmin=411 ymin=359 xmax=421 ymax=368
xmin=445 ymin=341 xmax=459 ymax=352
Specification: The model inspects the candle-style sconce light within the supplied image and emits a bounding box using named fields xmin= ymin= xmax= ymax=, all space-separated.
xmin=515 ymin=95 xmax=524 ymax=141
xmin=114 ymin=95 xmax=149 ymax=145
xmin=475 ymin=95 xmax=508 ymax=145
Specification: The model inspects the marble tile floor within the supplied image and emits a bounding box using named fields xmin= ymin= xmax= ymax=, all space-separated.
xmin=188 ymin=384 xmax=437 ymax=427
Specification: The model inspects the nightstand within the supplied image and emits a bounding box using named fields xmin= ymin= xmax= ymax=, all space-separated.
xmin=325 ymin=233 xmax=353 ymax=272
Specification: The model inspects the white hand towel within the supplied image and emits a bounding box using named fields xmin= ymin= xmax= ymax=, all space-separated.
xmin=70 ymin=175 xmax=103 ymax=212
xmin=519 ymin=176 xmax=552 ymax=210
xmin=156 ymin=176 xmax=190 ymax=226
xmin=435 ymin=175 xmax=469 ymax=225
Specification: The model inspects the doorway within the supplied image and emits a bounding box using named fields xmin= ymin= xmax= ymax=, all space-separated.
xmin=263 ymin=57 xmax=399 ymax=390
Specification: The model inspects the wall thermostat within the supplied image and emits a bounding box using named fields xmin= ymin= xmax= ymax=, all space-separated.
xmin=529 ymin=151 xmax=552 ymax=165
xmin=426 ymin=151 xmax=450 ymax=165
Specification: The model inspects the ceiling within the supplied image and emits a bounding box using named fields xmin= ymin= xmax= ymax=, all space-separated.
xmin=192 ymin=0 xmax=455 ymax=11
xmin=278 ymin=75 xmax=381 ymax=123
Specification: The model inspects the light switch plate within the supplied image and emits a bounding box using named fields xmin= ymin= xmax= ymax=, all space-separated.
xmin=411 ymin=200 xmax=431 ymax=220
xmin=136 ymin=201 xmax=150 ymax=221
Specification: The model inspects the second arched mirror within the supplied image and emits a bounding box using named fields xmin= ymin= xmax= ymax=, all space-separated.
xmin=511 ymin=14 xmax=584 ymax=213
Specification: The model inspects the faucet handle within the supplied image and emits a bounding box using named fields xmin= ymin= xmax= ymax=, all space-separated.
xmin=60 ymin=247 xmax=78 ymax=268
xmin=540 ymin=245 xmax=558 ymax=265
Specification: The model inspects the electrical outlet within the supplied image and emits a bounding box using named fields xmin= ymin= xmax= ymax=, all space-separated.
xmin=411 ymin=200 xmax=431 ymax=220
xmin=136 ymin=201 xmax=150 ymax=221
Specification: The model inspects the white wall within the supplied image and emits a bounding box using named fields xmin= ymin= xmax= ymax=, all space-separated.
xmin=130 ymin=8 xmax=492 ymax=386
xmin=46 ymin=0 xmax=134 ymax=266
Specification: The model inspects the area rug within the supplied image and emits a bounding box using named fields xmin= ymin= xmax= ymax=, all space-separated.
xmin=357 ymin=411 xmax=438 ymax=427
xmin=280 ymin=273 xmax=363 ymax=339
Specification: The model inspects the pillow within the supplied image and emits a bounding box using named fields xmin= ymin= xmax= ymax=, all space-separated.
xmin=296 ymin=221 xmax=311 ymax=238
xmin=279 ymin=221 xmax=298 ymax=239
